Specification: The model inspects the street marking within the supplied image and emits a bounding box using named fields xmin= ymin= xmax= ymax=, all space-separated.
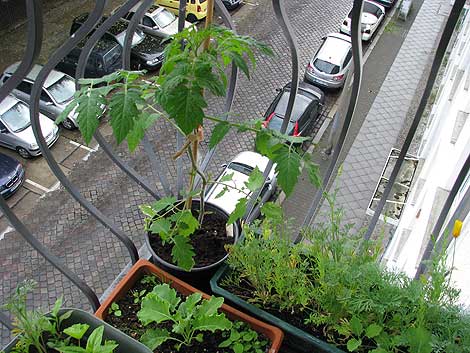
xmin=312 ymin=117 xmax=333 ymax=146
xmin=50 ymin=181 xmax=61 ymax=192
xmin=25 ymin=179 xmax=51 ymax=193
xmin=69 ymin=140 xmax=97 ymax=152
xmin=0 ymin=226 xmax=14 ymax=240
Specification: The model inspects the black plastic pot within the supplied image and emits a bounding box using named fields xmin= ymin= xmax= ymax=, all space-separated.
xmin=210 ymin=265 xmax=346 ymax=353
xmin=145 ymin=199 xmax=240 ymax=291
xmin=2 ymin=308 xmax=152 ymax=353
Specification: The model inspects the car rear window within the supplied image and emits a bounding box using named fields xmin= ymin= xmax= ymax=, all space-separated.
xmin=104 ymin=45 xmax=122 ymax=67
xmin=152 ymin=9 xmax=175 ymax=27
xmin=228 ymin=162 xmax=253 ymax=176
xmin=267 ymin=115 xmax=295 ymax=134
xmin=348 ymin=2 xmax=380 ymax=17
xmin=313 ymin=58 xmax=340 ymax=74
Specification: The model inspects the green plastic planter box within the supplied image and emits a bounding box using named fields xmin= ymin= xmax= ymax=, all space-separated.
xmin=2 ymin=308 xmax=152 ymax=353
xmin=210 ymin=264 xmax=346 ymax=353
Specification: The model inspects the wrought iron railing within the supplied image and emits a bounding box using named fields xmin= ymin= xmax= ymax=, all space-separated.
xmin=0 ymin=0 xmax=468 ymax=344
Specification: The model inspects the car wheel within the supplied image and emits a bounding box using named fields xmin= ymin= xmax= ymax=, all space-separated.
xmin=17 ymin=147 xmax=32 ymax=159
xmin=186 ymin=14 xmax=198 ymax=23
xmin=62 ymin=118 xmax=76 ymax=130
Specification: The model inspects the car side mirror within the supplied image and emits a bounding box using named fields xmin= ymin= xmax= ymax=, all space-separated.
xmin=0 ymin=127 xmax=7 ymax=133
xmin=220 ymin=163 xmax=227 ymax=169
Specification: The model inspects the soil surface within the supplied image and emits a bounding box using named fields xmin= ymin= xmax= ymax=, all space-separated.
xmin=149 ymin=209 xmax=234 ymax=268
xmin=105 ymin=274 xmax=269 ymax=353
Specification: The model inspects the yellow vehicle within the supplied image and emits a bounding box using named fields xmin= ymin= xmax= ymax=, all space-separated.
xmin=155 ymin=0 xmax=207 ymax=22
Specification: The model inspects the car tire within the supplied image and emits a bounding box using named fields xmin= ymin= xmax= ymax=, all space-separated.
xmin=17 ymin=147 xmax=32 ymax=159
xmin=62 ymin=118 xmax=76 ymax=130
xmin=186 ymin=14 xmax=198 ymax=23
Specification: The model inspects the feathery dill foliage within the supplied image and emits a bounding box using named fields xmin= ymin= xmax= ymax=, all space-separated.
xmin=224 ymin=198 xmax=470 ymax=353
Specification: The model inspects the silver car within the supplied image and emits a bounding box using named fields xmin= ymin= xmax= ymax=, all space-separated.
xmin=0 ymin=95 xmax=59 ymax=159
xmin=1 ymin=63 xmax=78 ymax=130
xmin=304 ymin=33 xmax=352 ymax=90
xmin=119 ymin=4 xmax=193 ymax=38
xmin=205 ymin=151 xmax=277 ymax=220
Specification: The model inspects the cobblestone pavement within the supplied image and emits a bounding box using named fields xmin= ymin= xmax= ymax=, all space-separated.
xmin=0 ymin=0 xmax=352 ymax=345
xmin=284 ymin=0 xmax=450 ymax=240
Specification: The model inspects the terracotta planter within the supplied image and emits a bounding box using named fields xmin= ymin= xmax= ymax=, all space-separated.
xmin=145 ymin=199 xmax=240 ymax=290
xmin=2 ymin=308 xmax=152 ymax=353
xmin=95 ymin=259 xmax=283 ymax=353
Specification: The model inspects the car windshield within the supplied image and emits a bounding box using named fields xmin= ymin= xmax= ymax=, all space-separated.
xmin=227 ymin=162 xmax=254 ymax=176
xmin=348 ymin=2 xmax=379 ymax=17
xmin=313 ymin=58 xmax=340 ymax=74
xmin=115 ymin=29 xmax=145 ymax=47
xmin=1 ymin=101 xmax=31 ymax=133
xmin=267 ymin=115 xmax=295 ymax=134
xmin=152 ymin=9 xmax=175 ymax=28
xmin=104 ymin=45 xmax=122 ymax=67
xmin=47 ymin=76 xmax=75 ymax=104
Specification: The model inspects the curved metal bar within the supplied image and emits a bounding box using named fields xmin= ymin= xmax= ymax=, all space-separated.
xmin=0 ymin=196 xmax=100 ymax=311
xmin=141 ymin=135 xmax=171 ymax=196
xmin=364 ymin=0 xmax=465 ymax=245
xmin=0 ymin=311 xmax=14 ymax=331
xmin=75 ymin=0 xmax=162 ymax=201
xmin=27 ymin=1 xmax=139 ymax=264
xmin=0 ymin=0 xmax=42 ymax=103
xmin=414 ymin=153 xmax=470 ymax=279
xmin=244 ymin=0 xmax=300 ymax=222
xmin=296 ymin=0 xmax=364 ymax=240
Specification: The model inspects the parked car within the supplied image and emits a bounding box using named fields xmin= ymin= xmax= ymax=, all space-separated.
xmin=155 ymin=0 xmax=207 ymax=22
xmin=304 ymin=33 xmax=352 ymax=89
xmin=262 ymin=82 xmax=324 ymax=138
xmin=0 ymin=63 xmax=79 ymax=130
xmin=0 ymin=95 xmax=59 ymax=159
xmin=118 ymin=4 xmax=193 ymax=38
xmin=0 ymin=152 xmax=25 ymax=198
xmin=373 ymin=0 xmax=396 ymax=9
xmin=222 ymin=0 xmax=241 ymax=10
xmin=71 ymin=13 xmax=166 ymax=71
xmin=205 ymin=151 xmax=277 ymax=219
xmin=56 ymin=35 xmax=123 ymax=79
xmin=340 ymin=0 xmax=385 ymax=41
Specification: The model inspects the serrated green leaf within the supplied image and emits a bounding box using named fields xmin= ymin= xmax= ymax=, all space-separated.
xmin=260 ymin=202 xmax=283 ymax=222
xmin=63 ymin=323 xmax=89 ymax=340
xmin=172 ymin=234 xmax=195 ymax=271
xmin=138 ymin=293 xmax=172 ymax=325
xmin=76 ymin=93 xmax=105 ymax=144
xmin=245 ymin=166 xmax=264 ymax=192
xmin=233 ymin=342 xmax=244 ymax=353
xmin=176 ymin=210 xmax=199 ymax=237
xmin=197 ymin=296 xmax=224 ymax=316
xmin=273 ymin=147 xmax=301 ymax=196
xmin=178 ymin=292 xmax=202 ymax=318
xmin=86 ymin=326 xmax=104 ymax=352
xmin=306 ymin=162 xmax=322 ymax=188
xmin=109 ymin=88 xmax=142 ymax=144
xmin=151 ymin=196 xmax=177 ymax=214
xmin=346 ymin=338 xmax=361 ymax=352
xmin=56 ymin=100 xmax=77 ymax=125
xmin=149 ymin=218 xmax=172 ymax=238
xmin=227 ymin=198 xmax=247 ymax=225
xmin=152 ymin=284 xmax=180 ymax=310
xmin=365 ymin=324 xmax=382 ymax=338
xmin=215 ymin=186 xmax=229 ymax=199
xmin=193 ymin=313 xmax=232 ymax=332
xmin=406 ymin=327 xmax=432 ymax=353
xmin=350 ymin=316 xmax=363 ymax=336
xmin=209 ymin=121 xmax=231 ymax=149
xmin=230 ymin=52 xmax=250 ymax=79
xmin=78 ymin=71 xmax=122 ymax=86
xmin=220 ymin=172 xmax=234 ymax=183
xmin=140 ymin=328 xmax=170 ymax=350
xmin=139 ymin=205 xmax=157 ymax=218
xmin=126 ymin=112 xmax=159 ymax=151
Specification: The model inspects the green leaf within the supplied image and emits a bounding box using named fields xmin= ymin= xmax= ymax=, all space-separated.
xmin=172 ymin=234 xmax=196 ymax=271
xmin=126 ymin=112 xmax=159 ymax=152
xmin=76 ymin=93 xmax=105 ymax=144
xmin=108 ymin=88 xmax=142 ymax=144
xmin=350 ymin=317 xmax=363 ymax=336
xmin=51 ymin=297 xmax=63 ymax=317
xmin=178 ymin=292 xmax=202 ymax=318
xmin=370 ymin=349 xmax=388 ymax=353
xmin=86 ymin=326 xmax=104 ymax=353
xmin=346 ymin=338 xmax=362 ymax=352
xmin=55 ymin=346 xmax=87 ymax=353
xmin=192 ymin=313 xmax=232 ymax=332
xmin=220 ymin=172 xmax=234 ymax=183
xmin=59 ymin=310 xmax=73 ymax=323
xmin=78 ymin=71 xmax=122 ymax=86
xmin=139 ymin=205 xmax=157 ymax=218
xmin=209 ymin=121 xmax=231 ymax=149
xmin=233 ymin=342 xmax=244 ymax=353
xmin=260 ymin=202 xmax=283 ymax=222
xmin=63 ymin=323 xmax=90 ymax=340
xmin=227 ymin=198 xmax=247 ymax=225
xmin=151 ymin=196 xmax=178 ymax=213
xmin=219 ymin=338 xmax=233 ymax=348
xmin=215 ymin=186 xmax=229 ymax=199
xmin=245 ymin=167 xmax=264 ymax=192
xmin=149 ymin=218 xmax=172 ymax=238
xmin=306 ymin=162 xmax=322 ymax=188
xmin=197 ymin=296 xmax=224 ymax=316
xmin=365 ymin=324 xmax=382 ymax=338
xmin=176 ymin=210 xmax=199 ymax=237
xmin=140 ymin=328 xmax=170 ymax=350
xmin=406 ymin=327 xmax=432 ymax=353
xmin=194 ymin=333 xmax=204 ymax=342
xmin=273 ymin=147 xmax=302 ymax=196
xmin=138 ymin=293 xmax=172 ymax=325
xmin=152 ymin=284 xmax=181 ymax=310
xmin=56 ymin=100 xmax=77 ymax=125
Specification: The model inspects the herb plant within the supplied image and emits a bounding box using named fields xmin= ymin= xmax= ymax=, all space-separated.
xmin=219 ymin=321 xmax=268 ymax=353
xmin=62 ymin=24 xmax=321 ymax=271
xmin=108 ymin=303 xmax=122 ymax=317
xmin=50 ymin=325 xmax=118 ymax=353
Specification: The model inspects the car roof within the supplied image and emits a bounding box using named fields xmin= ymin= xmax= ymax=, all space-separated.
xmin=4 ymin=63 xmax=67 ymax=88
xmin=283 ymin=81 xmax=324 ymax=102
xmin=129 ymin=3 xmax=165 ymax=16
xmin=316 ymin=34 xmax=351 ymax=66
xmin=0 ymin=95 xmax=21 ymax=116
xmin=76 ymin=35 xmax=120 ymax=54
xmin=230 ymin=151 xmax=272 ymax=173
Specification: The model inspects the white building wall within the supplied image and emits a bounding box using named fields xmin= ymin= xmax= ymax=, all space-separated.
xmin=383 ymin=8 xmax=470 ymax=306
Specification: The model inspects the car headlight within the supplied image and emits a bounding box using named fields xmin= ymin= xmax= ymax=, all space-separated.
xmin=29 ymin=142 xmax=38 ymax=149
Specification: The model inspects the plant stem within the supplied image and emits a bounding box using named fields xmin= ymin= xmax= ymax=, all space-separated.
xmin=205 ymin=115 xmax=260 ymax=133
xmin=187 ymin=143 xmax=208 ymax=224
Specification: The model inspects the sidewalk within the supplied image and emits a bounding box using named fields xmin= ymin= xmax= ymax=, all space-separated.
xmin=283 ymin=0 xmax=450 ymax=237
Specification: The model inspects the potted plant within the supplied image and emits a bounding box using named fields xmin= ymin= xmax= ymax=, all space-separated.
xmin=1 ymin=280 xmax=152 ymax=353
xmin=62 ymin=24 xmax=319 ymax=284
xmin=94 ymin=258 xmax=284 ymax=353
xmin=211 ymin=200 xmax=470 ymax=353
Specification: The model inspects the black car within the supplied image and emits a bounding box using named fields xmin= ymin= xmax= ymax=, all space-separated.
xmin=56 ymin=35 xmax=123 ymax=79
xmin=222 ymin=0 xmax=241 ymax=10
xmin=263 ymin=82 xmax=324 ymax=138
xmin=71 ymin=13 xmax=166 ymax=71
xmin=0 ymin=152 xmax=25 ymax=198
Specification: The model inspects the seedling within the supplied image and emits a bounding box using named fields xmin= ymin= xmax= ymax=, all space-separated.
xmin=132 ymin=289 xmax=147 ymax=304
xmin=108 ymin=302 xmax=122 ymax=317
xmin=219 ymin=321 xmax=268 ymax=353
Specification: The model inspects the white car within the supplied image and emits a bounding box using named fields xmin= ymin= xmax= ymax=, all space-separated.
xmin=205 ymin=151 xmax=277 ymax=219
xmin=340 ymin=0 xmax=385 ymax=41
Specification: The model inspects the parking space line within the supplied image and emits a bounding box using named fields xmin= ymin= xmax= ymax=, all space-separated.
xmin=69 ymin=140 xmax=97 ymax=152
xmin=25 ymin=179 xmax=51 ymax=193
xmin=0 ymin=226 xmax=14 ymax=240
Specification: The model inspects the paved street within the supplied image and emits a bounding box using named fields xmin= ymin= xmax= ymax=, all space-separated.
xmin=0 ymin=0 xmax=353 ymax=345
